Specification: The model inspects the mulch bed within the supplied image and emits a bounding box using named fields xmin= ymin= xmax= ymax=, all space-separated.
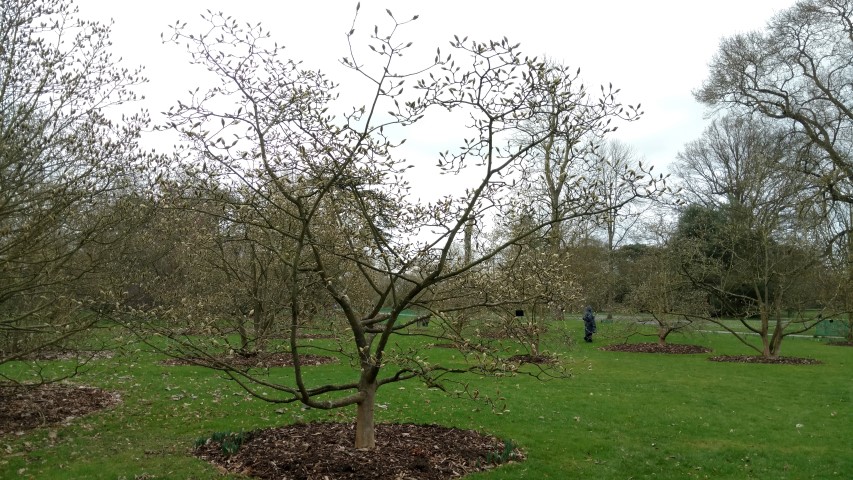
xmin=2 ymin=350 xmax=115 ymax=361
xmin=708 ymin=355 xmax=822 ymax=365
xmin=162 ymin=352 xmax=337 ymax=368
xmin=599 ymin=343 xmax=712 ymax=354
xmin=0 ymin=384 xmax=120 ymax=436
xmin=194 ymin=422 xmax=523 ymax=480
xmin=826 ymin=341 xmax=853 ymax=347
xmin=507 ymin=354 xmax=556 ymax=364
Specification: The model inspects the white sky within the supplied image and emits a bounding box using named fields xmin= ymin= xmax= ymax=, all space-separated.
xmin=75 ymin=0 xmax=798 ymax=184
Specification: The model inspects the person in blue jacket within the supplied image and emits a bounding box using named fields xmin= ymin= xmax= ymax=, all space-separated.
xmin=583 ymin=306 xmax=596 ymax=343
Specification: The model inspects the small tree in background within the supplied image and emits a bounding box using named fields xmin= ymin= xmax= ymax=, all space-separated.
xmin=625 ymin=242 xmax=706 ymax=345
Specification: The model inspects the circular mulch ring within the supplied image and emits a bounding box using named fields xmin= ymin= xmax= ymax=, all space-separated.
xmin=0 ymin=384 xmax=120 ymax=436
xmin=708 ymin=355 xmax=822 ymax=365
xmin=162 ymin=352 xmax=337 ymax=368
xmin=507 ymin=354 xmax=556 ymax=364
xmin=194 ymin=422 xmax=523 ymax=480
xmin=599 ymin=343 xmax=712 ymax=354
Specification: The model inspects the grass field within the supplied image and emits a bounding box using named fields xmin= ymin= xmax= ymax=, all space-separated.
xmin=1 ymin=321 xmax=850 ymax=479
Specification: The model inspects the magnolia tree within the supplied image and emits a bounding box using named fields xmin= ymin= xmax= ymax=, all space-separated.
xmin=143 ymin=6 xmax=663 ymax=449
xmin=0 ymin=0 xmax=148 ymax=379
xmin=625 ymin=243 xmax=706 ymax=345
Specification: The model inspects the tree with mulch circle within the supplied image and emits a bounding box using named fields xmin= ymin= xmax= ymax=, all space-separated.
xmin=123 ymin=2 xmax=665 ymax=463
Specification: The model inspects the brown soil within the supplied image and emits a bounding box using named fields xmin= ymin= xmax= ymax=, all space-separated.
xmin=0 ymin=384 xmax=120 ymax=436
xmin=161 ymin=352 xmax=337 ymax=368
xmin=295 ymin=332 xmax=337 ymax=339
xmin=194 ymin=422 xmax=523 ymax=480
xmin=708 ymin=355 xmax=822 ymax=365
xmin=8 ymin=350 xmax=115 ymax=361
xmin=600 ymin=343 xmax=712 ymax=354
xmin=826 ymin=340 xmax=853 ymax=347
xmin=507 ymin=353 xmax=556 ymax=364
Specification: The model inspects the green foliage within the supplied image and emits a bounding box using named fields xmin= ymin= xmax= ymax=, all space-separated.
xmin=483 ymin=439 xmax=519 ymax=466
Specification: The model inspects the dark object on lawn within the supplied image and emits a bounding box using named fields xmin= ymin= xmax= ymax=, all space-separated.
xmin=583 ymin=306 xmax=596 ymax=343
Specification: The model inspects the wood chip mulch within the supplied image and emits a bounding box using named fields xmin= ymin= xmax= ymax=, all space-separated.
xmin=0 ymin=384 xmax=120 ymax=436
xmin=161 ymin=353 xmax=337 ymax=368
xmin=599 ymin=343 xmax=712 ymax=354
xmin=2 ymin=350 xmax=115 ymax=361
xmin=507 ymin=354 xmax=557 ymax=364
xmin=708 ymin=355 xmax=822 ymax=365
xmin=194 ymin=422 xmax=523 ymax=480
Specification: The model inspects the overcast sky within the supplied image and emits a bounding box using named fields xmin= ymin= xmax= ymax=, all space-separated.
xmin=75 ymin=0 xmax=798 ymax=182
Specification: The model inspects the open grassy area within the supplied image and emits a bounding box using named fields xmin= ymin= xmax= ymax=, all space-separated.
xmin=1 ymin=323 xmax=850 ymax=479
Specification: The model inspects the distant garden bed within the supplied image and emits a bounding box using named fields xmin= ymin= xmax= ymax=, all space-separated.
xmin=599 ymin=343 xmax=712 ymax=354
xmin=708 ymin=355 xmax=822 ymax=365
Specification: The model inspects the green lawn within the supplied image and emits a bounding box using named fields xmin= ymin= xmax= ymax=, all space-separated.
xmin=1 ymin=323 xmax=850 ymax=479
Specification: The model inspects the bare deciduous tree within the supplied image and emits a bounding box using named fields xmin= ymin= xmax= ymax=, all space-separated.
xmin=673 ymin=117 xmax=823 ymax=357
xmin=140 ymin=7 xmax=663 ymax=449
xmin=697 ymin=0 xmax=853 ymax=207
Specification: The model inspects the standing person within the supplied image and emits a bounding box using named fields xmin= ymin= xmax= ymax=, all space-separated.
xmin=583 ymin=306 xmax=596 ymax=343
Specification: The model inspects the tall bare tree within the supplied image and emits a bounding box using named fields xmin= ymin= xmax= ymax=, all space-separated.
xmin=586 ymin=139 xmax=651 ymax=313
xmin=697 ymin=0 xmax=853 ymax=207
xmin=697 ymin=0 xmax=853 ymax=345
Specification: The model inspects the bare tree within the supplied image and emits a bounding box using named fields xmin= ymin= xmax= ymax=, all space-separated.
xmin=586 ymin=139 xmax=652 ymax=314
xmin=143 ymin=7 xmax=664 ymax=449
xmin=619 ymin=219 xmax=706 ymax=345
xmin=696 ymin=0 xmax=853 ymax=346
xmin=697 ymin=0 xmax=853 ymax=207
xmin=673 ymin=117 xmax=823 ymax=357
xmin=517 ymin=68 xmax=657 ymax=253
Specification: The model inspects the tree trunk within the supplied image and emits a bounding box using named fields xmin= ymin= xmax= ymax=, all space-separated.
xmin=237 ymin=318 xmax=250 ymax=353
xmin=760 ymin=336 xmax=772 ymax=358
xmin=355 ymin=380 xmax=378 ymax=449
xmin=657 ymin=327 xmax=671 ymax=346
xmin=759 ymin=309 xmax=773 ymax=358
xmin=769 ymin=322 xmax=784 ymax=357
xmin=252 ymin=300 xmax=266 ymax=351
